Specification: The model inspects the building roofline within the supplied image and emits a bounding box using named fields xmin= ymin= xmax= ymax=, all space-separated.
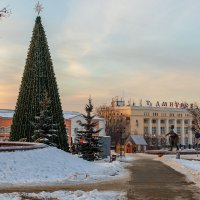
xmin=131 ymin=106 xmax=188 ymax=112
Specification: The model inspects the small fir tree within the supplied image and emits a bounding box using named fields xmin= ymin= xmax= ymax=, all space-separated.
xmin=31 ymin=93 xmax=58 ymax=146
xmin=76 ymin=98 xmax=102 ymax=161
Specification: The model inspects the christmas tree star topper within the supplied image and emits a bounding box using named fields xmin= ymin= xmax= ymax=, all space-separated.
xmin=35 ymin=1 xmax=43 ymax=15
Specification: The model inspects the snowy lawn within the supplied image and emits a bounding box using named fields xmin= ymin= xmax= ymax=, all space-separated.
xmin=155 ymin=154 xmax=200 ymax=187
xmin=0 ymin=190 xmax=127 ymax=200
xmin=0 ymin=147 xmax=129 ymax=187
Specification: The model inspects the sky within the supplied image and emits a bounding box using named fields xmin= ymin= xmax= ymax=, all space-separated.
xmin=1 ymin=0 xmax=200 ymax=112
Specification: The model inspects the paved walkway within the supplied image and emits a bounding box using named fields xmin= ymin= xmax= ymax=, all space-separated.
xmin=1 ymin=154 xmax=200 ymax=200
xmin=127 ymin=155 xmax=200 ymax=200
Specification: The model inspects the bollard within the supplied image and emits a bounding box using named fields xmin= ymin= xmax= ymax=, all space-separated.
xmin=176 ymin=151 xmax=180 ymax=159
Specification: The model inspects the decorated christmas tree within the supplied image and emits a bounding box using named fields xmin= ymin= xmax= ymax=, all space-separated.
xmin=76 ymin=98 xmax=102 ymax=161
xmin=10 ymin=15 xmax=68 ymax=151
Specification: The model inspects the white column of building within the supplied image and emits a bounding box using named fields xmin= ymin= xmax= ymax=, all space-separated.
xmin=174 ymin=119 xmax=177 ymax=133
xmin=189 ymin=120 xmax=193 ymax=145
xmin=157 ymin=119 xmax=161 ymax=145
xmin=148 ymin=119 xmax=152 ymax=135
xmin=157 ymin=119 xmax=161 ymax=136
xmin=166 ymin=119 xmax=169 ymax=145
xmin=166 ymin=119 xmax=169 ymax=133
xmin=181 ymin=119 xmax=185 ymax=146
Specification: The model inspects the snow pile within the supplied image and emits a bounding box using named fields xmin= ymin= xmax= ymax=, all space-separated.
xmin=0 ymin=147 xmax=126 ymax=187
xmin=156 ymin=155 xmax=200 ymax=187
xmin=0 ymin=190 xmax=127 ymax=200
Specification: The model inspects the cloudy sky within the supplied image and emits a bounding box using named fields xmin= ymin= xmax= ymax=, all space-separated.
xmin=1 ymin=0 xmax=200 ymax=112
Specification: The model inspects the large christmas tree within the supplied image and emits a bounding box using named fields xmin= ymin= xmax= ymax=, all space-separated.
xmin=76 ymin=98 xmax=102 ymax=161
xmin=10 ymin=16 xmax=68 ymax=151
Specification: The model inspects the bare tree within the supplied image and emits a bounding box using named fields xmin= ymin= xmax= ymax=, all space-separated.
xmin=188 ymin=104 xmax=200 ymax=133
xmin=95 ymin=104 xmax=130 ymax=145
xmin=0 ymin=7 xmax=11 ymax=19
xmin=188 ymin=104 xmax=200 ymax=148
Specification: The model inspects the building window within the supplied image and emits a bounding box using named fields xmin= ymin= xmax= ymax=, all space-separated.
xmin=152 ymin=120 xmax=156 ymax=124
xmin=153 ymin=113 xmax=158 ymax=117
xmin=161 ymin=127 xmax=165 ymax=134
xmin=0 ymin=127 xmax=5 ymax=133
xmin=185 ymin=127 xmax=188 ymax=134
xmin=161 ymin=113 xmax=167 ymax=117
xmin=126 ymin=117 xmax=130 ymax=124
xmin=185 ymin=137 xmax=188 ymax=145
xmin=152 ymin=127 xmax=156 ymax=134
xmin=161 ymin=120 xmax=165 ymax=124
xmin=144 ymin=119 xmax=148 ymax=124
xmin=169 ymin=120 xmax=173 ymax=124
xmin=5 ymin=127 xmax=11 ymax=133
xmin=144 ymin=112 xmax=149 ymax=116
xmin=177 ymin=127 xmax=181 ymax=134
xmin=177 ymin=120 xmax=181 ymax=124
xmin=169 ymin=113 xmax=174 ymax=117
xmin=184 ymin=120 xmax=188 ymax=124
xmin=144 ymin=127 xmax=148 ymax=134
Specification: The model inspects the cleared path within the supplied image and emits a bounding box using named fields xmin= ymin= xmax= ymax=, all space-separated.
xmin=1 ymin=154 xmax=200 ymax=200
xmin=127 ymin=155 xmax=200 ymax=200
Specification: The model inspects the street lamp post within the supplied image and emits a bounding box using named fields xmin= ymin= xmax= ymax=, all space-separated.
xmin=120 ymin=131 xmax=123 ymax=158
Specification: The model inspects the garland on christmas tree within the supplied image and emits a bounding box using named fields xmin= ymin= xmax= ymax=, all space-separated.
xmin=10 ymin=16 xmax=68 ymax=151
xmin=75 ymin=98 xmax=102 ymax=161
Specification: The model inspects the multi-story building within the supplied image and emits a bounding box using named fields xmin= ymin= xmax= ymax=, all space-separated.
xmin=98 ymin=98 xmax=194 ymax=148
xmin=0 ymin=110 xmax=105 ymax=146
xmin=0 ymin=109 xmax=14 ymax=140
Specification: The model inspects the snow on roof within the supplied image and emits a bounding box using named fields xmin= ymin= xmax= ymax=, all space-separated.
xmin=128 ymin=135 xmax=148 ymax=145
xmin=0 ymin=110 xmax=104 ymax=121
xmin=0 ymin=109 xmax=15 ymax=118
xmin=93 ymin=116 xmax=104 ymax=120
xmin=63 ymin=111 xmax=82 ymax=119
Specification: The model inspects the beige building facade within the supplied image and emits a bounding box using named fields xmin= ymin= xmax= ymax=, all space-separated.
xmin=131 ymin=106 xmax=193 ymax=146
xmin=99 ymin=98 xmax=194 ymax=147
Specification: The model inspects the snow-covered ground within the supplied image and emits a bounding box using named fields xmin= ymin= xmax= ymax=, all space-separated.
xmin=0 ymin=190 xmax=127 ymax=200
xmin=155 ymin=154 xmax=200 ymax=187
xmin=0 ymin=147 xmax=130 ymax=187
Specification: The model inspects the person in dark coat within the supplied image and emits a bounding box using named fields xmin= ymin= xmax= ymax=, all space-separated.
xmin=166 ymin=125 xmax=179 ymax=151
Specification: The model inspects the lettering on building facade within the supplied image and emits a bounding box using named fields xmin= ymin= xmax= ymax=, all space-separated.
xmin=146 ymin=100 xmax=193 ymax=109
